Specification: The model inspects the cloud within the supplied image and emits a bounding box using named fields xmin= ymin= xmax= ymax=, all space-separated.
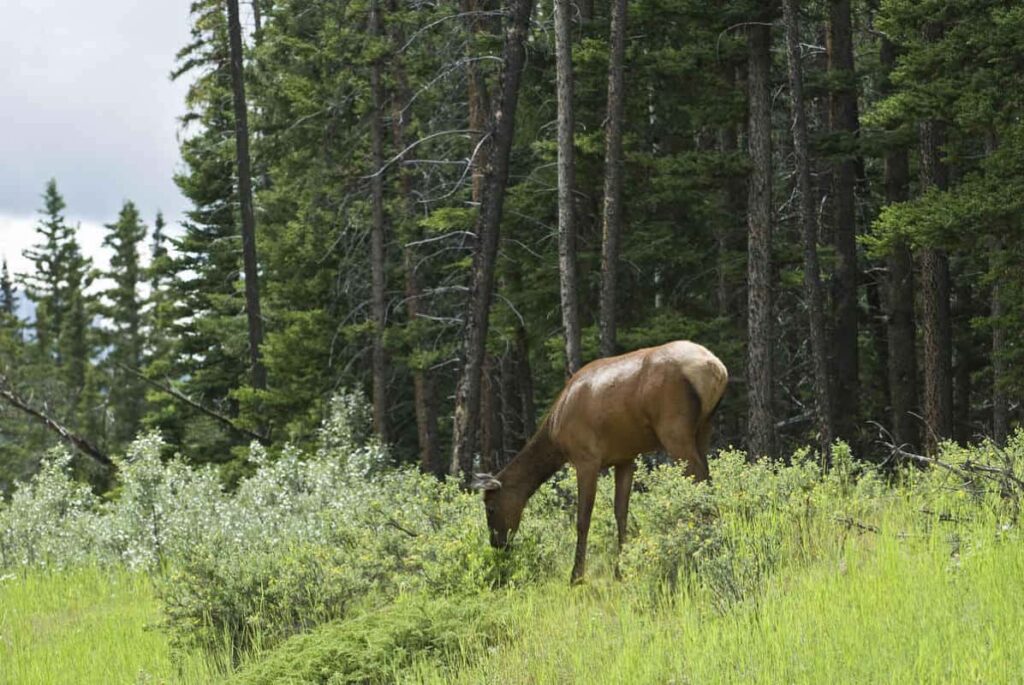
xmin=0 ymin=0 xmax=195 ymax=224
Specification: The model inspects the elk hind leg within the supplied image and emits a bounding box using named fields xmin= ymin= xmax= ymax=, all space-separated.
xmin=655 ymin=422 xmax=707 ymax=482
xmin=695 ymin=418 xmax=714 ymax=481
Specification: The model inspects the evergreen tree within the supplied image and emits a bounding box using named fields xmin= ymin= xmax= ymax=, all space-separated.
xmin=102 ymin=200 xmax=148 ymax=447
xmin=0 ymin=259 xmax=16 ymax=320
xmin=21 ymin=179 xmax=74 ymax=359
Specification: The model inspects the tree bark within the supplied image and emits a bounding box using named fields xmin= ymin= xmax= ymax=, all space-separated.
xmin=579 ymin=0 xmax=593 ymax=23
xmin=387 ymin=0 xmax=441 ymax=475
xmin=717 ymin=123 xmax=742 ymax=320
xmin=827 ymin=0 xmax=860 ymax=442
xmin=450 ymin=0 xmax=535 ymax=479
xmin=878 ymin=35 xmax=919 ymax=452
xmin=480 ymin=354 xmax=504 ymax=473
xmin=918 ymin=115 xmax=953 ymax=453
xmin=991 ymin=240 xmax=1009 ymax=446
xmin=598 ymin=0 xmax=627 ymax=359
xmin=746 ymin=21 xmax=774 ymax=460
xmin=783 ymin=0 xmax=833 ymax=457
xmin=554 ymin=0 xmax=582 ymax=377
xmin=252 ymin=0 xmax=263 ymax=38
xmin=953 ymin=277 xmax=974 ymax=444
xmin=226 ymin=0 xmax=267 ymax=391
xmin=499 ymin=346 xmax=523 ymax=461
xmin=516 ymin=323 xmax=536 ymax=440
xmin=463 ymin=0 xmax=493 ymax=204
xmin=369 ymin=0 xmax=390 ymax=443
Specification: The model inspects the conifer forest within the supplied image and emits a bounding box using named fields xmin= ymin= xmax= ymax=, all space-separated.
xmin=3 ymin=0 xmax=1021 ymax=486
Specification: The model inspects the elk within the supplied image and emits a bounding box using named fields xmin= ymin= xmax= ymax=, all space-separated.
xmin=472 ymin=340 xmax=728 ymax=584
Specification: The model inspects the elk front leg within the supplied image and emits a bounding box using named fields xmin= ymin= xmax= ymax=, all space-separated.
xmin=613 ymin=462 xmax=636 ymax=550
xmin=571 ymin=465 xmax=599 ymax=585
xmin=613 ymin=461 xmax=636 ymax=580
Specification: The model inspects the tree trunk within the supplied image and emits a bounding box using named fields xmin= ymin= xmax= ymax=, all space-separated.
xmin=953 ymin=277 xmax=974 ymax=444
xmin=368 ymin=0 xmax=390 ymax=443
xmin=918 ymin=115 xmax=953 ymax=454
xmin=450 ymin=0 xmax=535 ymax=479
xmin=405 ymin=259 xmax=442 ymax=476
xmin=579 ymin=0 xmax=593 ymax=23
xmin=717 ymin=123 xmax=742 ymax=320
xmin=516 ymin=324 xmax=536 ymax=440
xmin=879 ymin=35 xmax=919 ymax=452
xmin=828 ymin=0 xmax=859 ymax=442
xmin=554 ymin=0 xmax=582 ymax=376
xmin=480 ymin=354 xmax=504 ymax=473
xmin=387 ymin=0 xmax=441 ymax=475
xmin=499 ymin=347 xmax=524 ymax=461
xmin=991 ymin=240 xmax=1009 ymax=446
xmin=783 ymin=0 xmax=833 ymax=457
xmin=226 ymin=0 xmax=267 ymax=391
xmin=598 ymin=0 xmax=627 ymax=359
xmin=746 ymin=21 xmax=774 ymax=460
xmin=463 ymin=0 xmax=493 ymax=204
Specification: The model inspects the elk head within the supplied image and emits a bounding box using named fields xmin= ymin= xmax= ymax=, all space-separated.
xmin=471 ymin=473 xmax=522 ymax=548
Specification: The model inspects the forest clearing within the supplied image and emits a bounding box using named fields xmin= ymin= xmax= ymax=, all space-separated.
xmin=3 ymin=0 xmax=1024 ymax=682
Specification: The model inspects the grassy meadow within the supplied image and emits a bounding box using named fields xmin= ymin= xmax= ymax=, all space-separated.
xmin=4 ymin=495 xmax=1022 ymax=684
xmin=0 ymin=566 xmax=216 ymax=685
xmin=2 ymin=407 xmax=1023 ymax=683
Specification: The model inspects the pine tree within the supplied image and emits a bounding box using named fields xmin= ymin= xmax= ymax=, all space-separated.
xmin=102 ymin=201 xmax=148 ymax=447
xmin=21 ymin=179 xmax=74 ymax=359
xmin=0 ymin=259 xmax=16 ymax=319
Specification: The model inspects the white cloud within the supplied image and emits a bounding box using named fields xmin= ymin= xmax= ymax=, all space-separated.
xmin=0 ymin=1 xmax=194 ymax=223
xmin=0 ymin=213 xmax=112 ymax=280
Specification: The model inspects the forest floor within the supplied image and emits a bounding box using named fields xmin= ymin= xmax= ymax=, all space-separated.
xmin=4 ymin=507 xmax=1023 ymax=685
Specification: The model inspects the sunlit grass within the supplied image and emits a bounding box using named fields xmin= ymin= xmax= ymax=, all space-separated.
xmin=0 ymin=566 xmax=216 ymax=685
xmin=409 ymin=503 xmax=1024 ymax=684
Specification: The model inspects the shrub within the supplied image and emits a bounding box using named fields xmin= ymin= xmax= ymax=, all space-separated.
xmin=228 ymin=593 xmax=516 ymax=685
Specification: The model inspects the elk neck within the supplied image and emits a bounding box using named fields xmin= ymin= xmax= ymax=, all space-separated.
xmin=496 ymin=415 xmax=566 ymax=503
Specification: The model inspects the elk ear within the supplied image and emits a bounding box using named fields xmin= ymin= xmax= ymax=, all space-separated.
xmin=471 ymin=473 xmax=502 ymax=491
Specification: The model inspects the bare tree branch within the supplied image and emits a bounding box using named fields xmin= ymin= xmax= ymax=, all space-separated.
xmin=119 ymin=365 xmax=270 ymax=445
xmin=0 ymin=374 xmax=112 ymax=468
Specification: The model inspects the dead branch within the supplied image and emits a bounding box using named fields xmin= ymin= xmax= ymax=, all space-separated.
xmin=120 ymin=365 xmax=270 ymax=445
xmin=0 ymin=374 xmax=112 ymax=468
xmin=876 ymin=427 xmax=1024 ymax=494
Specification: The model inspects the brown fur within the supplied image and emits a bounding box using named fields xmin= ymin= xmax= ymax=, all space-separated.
xmin=472 ymin=340 xmax=728 ymax=583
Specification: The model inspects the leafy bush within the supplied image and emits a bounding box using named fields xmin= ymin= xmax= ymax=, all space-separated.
xmin=228 ymin=593 xmax=516 ymax=685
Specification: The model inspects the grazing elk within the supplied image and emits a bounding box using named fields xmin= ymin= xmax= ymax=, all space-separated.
xmin=472 ymin=340 xmax=728 ymax=584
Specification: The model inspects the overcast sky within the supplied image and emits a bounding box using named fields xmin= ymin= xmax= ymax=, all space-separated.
xmin=0 ymin=1 xmax=193 ymax=280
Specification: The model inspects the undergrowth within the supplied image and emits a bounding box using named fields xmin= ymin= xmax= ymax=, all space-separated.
xmin=2 ymin=392 xmax=1022 ymax=682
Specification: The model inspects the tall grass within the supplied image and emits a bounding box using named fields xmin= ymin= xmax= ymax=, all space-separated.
xmin=407 ymin=499 xmax=1024 ymax=684
xmin=0 ymin=566 xmax=216 ymax=685
xmin=2 ymin=399 xmax=1022 ymax=684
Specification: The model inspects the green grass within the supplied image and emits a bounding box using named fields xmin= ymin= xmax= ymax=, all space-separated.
xmin=5 ymin=469 xmax=1024 ymax=684
xmin=0 ymin=566 xmax=216 ymax=685
xmin=407 ymin=513 xmax=1024 ymax=684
